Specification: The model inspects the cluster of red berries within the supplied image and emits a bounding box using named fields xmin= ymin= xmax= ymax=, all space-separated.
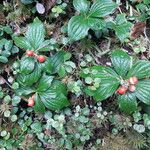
xmin=28 ymin=94 xmax=35 ymax=107
xmin=117 ymin=76 xmax=138 ymax=95
xmin=26 ymin=50 xmax=46 ymax=63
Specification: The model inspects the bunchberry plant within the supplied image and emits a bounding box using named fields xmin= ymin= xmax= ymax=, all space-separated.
xmin=81 ymin=49 xmax=150 ymax=114
xmin=15 ymin=50 xmax=71 ymax=113
xmin=68 ymin=0 xmax=133 ymax=42
xmin=68 ymin=0 xmax=118 ymax=41
xmin=108 ymin=13 xmax=133 ymax=41
xmin=13 ymin=18 xmax=71 ymax=113
xmin=14 ymin=18 xmax=52 ymax=57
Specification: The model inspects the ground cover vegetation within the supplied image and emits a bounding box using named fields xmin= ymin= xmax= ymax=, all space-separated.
xmin=0 ymin=0 xmax=150 ymax=149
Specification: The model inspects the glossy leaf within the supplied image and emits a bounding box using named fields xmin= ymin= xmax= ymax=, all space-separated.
xmin=91 ymin=66 xmax=120 ymax=79
xmin=13 ymin=37 xmax=32 ymax=50
xmin=81 ymin=65 xmax=120 ymax=101
xmin=81 ymin=66 xmax=120 ymax=100
xmin=111 ymin=50 xmax=132 ymax=78
xmin=38 ymin=40 xmax=51 ymax=51
xmin=45 ymin=51 xmax=67 ymax=74
xmin=89 ymin=0 xmax=118 ymax=18
xmin=20 ymin=57 xmax=35 ymax=74
xmin=73 ymin=0 xmax=90 ymax=14
xmin=93 ymin=78 xmax=120 ymax=101
xmin=17 ymin=65 xmax=41 ymax=86
xmin=26 ymin=18 xmax=45 ymax=50
xmin=118 ymin=93 xmax=137 ymax=114
xmin=15 ymin=86 xmax=35 ymax=96
xmin=40 ymin=58 xmax=53 ymax=73
xmin=40 ymin=92 xmax=69 ymax=111
xmin=52 ymin=80 xmax=68 ymax=95
xmin=135 ymin=80 xmax=150 ymax=105
xmin=127 ymin=60 xmax=150 ymax=79
xmin=39 ymin=81 xmax=69 ymax=111
xmin=37 ymin=74 xmax=54 ymax=92
xmin=68 ymin=16 xmax=89 ymax=41
xmin=87 ymin=18 xmax=106 ymax=30
xmin=34 ymin=94 xmax=45 ymax=113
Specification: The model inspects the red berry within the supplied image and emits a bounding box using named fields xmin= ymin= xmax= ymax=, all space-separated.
xmin=117 ymin=86 xmax=127 ymax=95
xmin=28 ymin=98 xmax=34 ymax=107
xmin=37 ymin=55 xmax=46 ymax=63
xmin=129 ymin=85 xmax=136 ymax=92
xmin=129 ymin=76 xmax=138 ymax=85
xmin=26 ymin=50 xmax=34 ymax=57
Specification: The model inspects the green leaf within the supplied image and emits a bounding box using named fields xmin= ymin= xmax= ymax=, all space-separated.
xmin=39 ymin=88 xmax=69 ymax=111
xmin=0 ymin=38 xmax=7 ymax=46
xmin=40 ymin=92 xmax=69 ymax=111
xmin=114 ymin=22 xmax=132 ymax=42
xmin=3 ymin=26 xmax=13 ymax=35
xmin=93 ymin=78 xmax=120 ymax=101
xmin=11 ymin=46 xmax=19 ymax=54
xmin=31 ymin=122 xmax=42 ymax=133
xmin=115 ymin=13 xmax=127 ymax=25
xmin=135 ymin=80 xmax=150 ymax=105
xmin=68 ymin=16 xmax=89 ymax=41
xmin=1 ymin=50 xmax=11 ymax=57
xmin=34 ymin=94 xmax=45 ymax=113
xmin=87 ymin=18 xmax=106 ymax=30
xmin=118 ymin=93 xmax=137 ymax=114
xmin=5 ymin=40 xmax=13 ymax=51
xmin=20 ymin=57 xmax=35 ymax=74
xmin=13 ymin=37 xmax=33 ymax=50
xmin=111 ymin=50 xmax=132 ymax=78
xmin=81 ymin=66 xmax=120 ymax=101
xmin=89 ymin=0 xmax=118 ymax=18
xmin=17 ymin=64 xmax=41 ymax=86
xmin=39 ymin=80 xmax=70 ymax=111
xmin=37 ymin=74 xmax=54 ymax=92
xmin=91 ymin=66 xmax=120 ymax=79
xmin=58 ymin=66 xmax=66 ymax=77
xmin=45 ymin=51 xmax=67 ymax=74
xmin=37 ymin=40 xmax=51 ymax=51
xmin=127 ymin=60 xmax=150 ymax=79
xmin=111 ymin=14 xmax=132 ymax=41
xmin=54 ymin=80 xmax=68 ymax=95
xmin=0 ymin=56 xmax=8 ymax=63
xmin=144 ymin=0 xmax=150 ymax=4
xmin=26 ymin=18 xmax=45 ymax=50
xmin=39 ymin=57 xmax=53 ymax=73
xmin=73 ymin=0 xmax=90 ymax=14
xmin=80 ymin=66 xmax=120 ymax=81
xmin=15 ymin=86 xmax=35 ymax=96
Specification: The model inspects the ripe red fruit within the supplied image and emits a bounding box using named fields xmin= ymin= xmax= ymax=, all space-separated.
xmin=129 ymin=85 xmax=136 ymax=92
xmin=129 ymin=76 xmax=138 ymax=85
xmin=117 ymin=86 xmax=127 ymax=95
xmin=37 ymin=55 xmax=46 ymax=63
xmin=26 ymin=50 xmax=34 ymax=57
xmin=28 ymin=98 xmax=34 ymax=107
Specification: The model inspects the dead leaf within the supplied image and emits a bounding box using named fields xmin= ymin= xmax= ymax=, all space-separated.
xmin=130 ymin=22 xmax=146 ymax=40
